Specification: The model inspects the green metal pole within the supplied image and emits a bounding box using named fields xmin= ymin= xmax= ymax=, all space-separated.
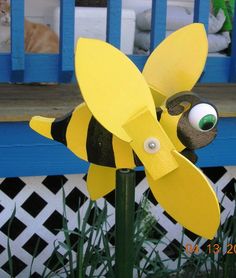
xmin=115 ymin=169 xmax=136 ymax=278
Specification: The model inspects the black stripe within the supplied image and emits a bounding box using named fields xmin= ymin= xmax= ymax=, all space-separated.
xmin=51 ymin=112 xmax=72 ymax=146
xmin=86 ymin=116 xmax=116 ymax=167
xmin=156 ymin=107 xmax=163 ymax=121
xmin=133 ymin=151 xmax=143 ymax=167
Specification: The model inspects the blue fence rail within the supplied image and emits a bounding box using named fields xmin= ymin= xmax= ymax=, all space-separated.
xmin=0 ymin=0 xmax=235 ymax=83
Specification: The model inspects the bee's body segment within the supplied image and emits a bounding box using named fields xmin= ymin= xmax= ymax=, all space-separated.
xmin=31 ymin=103 xmax=138 ymax=168
xmin=66 ymin=103 xmax=90 ymax=161
xmin=86 ymin=116 xmax=116 ymax=167
xmin=51 ymin=112 xmax=72 ymax=146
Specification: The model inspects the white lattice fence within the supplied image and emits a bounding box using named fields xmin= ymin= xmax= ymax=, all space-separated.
xmin=0 ymin=166 xmax=235 ymax=277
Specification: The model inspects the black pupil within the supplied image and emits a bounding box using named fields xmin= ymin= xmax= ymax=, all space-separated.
xmin=202 ymin=122 xmax=214 ymax=131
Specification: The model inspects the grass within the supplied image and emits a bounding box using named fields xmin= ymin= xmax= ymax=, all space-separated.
xmin=5 ymin=186 xmax=236 ymax=278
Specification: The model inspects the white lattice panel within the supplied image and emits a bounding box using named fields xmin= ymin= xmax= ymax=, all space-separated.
xmin=0 ymin=166 xmax=235 ymax=277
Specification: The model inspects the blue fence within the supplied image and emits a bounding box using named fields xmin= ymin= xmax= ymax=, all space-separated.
xmin=0 ymin=0 xmax=236 ymax=83
xmin=1 ymin=0 xmax=236 ymax=177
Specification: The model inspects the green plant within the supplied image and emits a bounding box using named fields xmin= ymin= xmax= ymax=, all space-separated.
xmin=43 ymin=200 xmax=114 ymax=278
xmin=4 ymin=185 xmax=236 ymax=278
xmin=6 ymin=206 xmax=16 ymax=278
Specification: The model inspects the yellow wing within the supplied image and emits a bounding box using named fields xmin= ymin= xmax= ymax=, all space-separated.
xmin=146 ymin=150 xmax=220 ymax=239
xmin=143 ymin=23 xmax=208 ymax=107
xmin=75 ymin=38 xmax=156 ymax=142
xmin=87 ymin=164 xmax=116 ymax=200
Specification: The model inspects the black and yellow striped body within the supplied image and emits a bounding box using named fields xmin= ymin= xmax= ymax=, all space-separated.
xmin=31 ymin=103 xmax=138 ymax=169
xmin=30 ymin=93 xmax=217 ymax=168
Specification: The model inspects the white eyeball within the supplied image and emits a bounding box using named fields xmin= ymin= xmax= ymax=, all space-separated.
xmin=188 ymin=103 xmax=218 ymax=132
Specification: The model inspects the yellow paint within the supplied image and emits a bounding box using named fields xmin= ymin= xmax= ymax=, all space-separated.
xmin=143 ymin=24 xmax=208 ymax=107
xmin=87 ymin=164 xmax=116 ymax=200
xmin=75 ymin=38 xmax=156 ymax=142
xmin=123 ymin=108 xmax=178 ymax=180
xmin=29 ymin=116 xmax=54 ymax=140
xmin=112 ymin=135 xmax=136 ymax=169
xmin=149 ymin=87 xmax=166 ymax=109
xmin=66 ymin=103 xmax=91 ymax=161
xmin=146 ymin=150 xmax=220 ymax=239
xmin=159 ymin=107 xmax=185 ymax=152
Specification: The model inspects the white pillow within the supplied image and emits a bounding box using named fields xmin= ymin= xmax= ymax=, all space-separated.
xmin=136 ymin=6 xmax=225 ymax=34
xmin=134 ymin=30 xmax=231 ymax=53
xmin=208 ymin=32 xmax=231 ymax=53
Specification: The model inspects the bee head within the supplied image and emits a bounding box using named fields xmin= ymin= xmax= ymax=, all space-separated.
xmin=159 ymin=92 xmax=218 ymax=158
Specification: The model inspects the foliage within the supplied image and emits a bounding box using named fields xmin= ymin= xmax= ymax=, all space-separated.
xmin=5 ymin=186 xmax=236 ymax=278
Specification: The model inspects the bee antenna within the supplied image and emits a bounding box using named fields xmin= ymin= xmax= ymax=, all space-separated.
xmin=166 ymin=92 xmax=202 ymax=115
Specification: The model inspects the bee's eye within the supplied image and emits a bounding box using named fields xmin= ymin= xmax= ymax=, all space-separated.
xmin=188 ymin=103 xmax=218 ymax=132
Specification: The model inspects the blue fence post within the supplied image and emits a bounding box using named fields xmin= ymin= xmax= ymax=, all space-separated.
xmin=59 ymin=0 xmax=75 ymax=82
xmin=106 ymin=0 xmax=122 ymax=49
xmin=193 ymin=0 xmax=210 ymax=81
xmin=150 ymin=0 xmax=167 ymax=52
xmin=11 ymin=0 xmax=25 ymax=82
xmin=194 ymin=0 xmax=210 ymax=31
xmin=229 ymin=2 xmax=236 ymax=82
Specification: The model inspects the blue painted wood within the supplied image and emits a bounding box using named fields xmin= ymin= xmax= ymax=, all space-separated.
xmin=130 ymin=55 xmax=231 ymax=83
xmin=0 ymin=0 xmax=233 ymax=84
xmin=193 ymin=0 xmax=211 ymax=31
xmin=59 ymin=0 xmax=75 ymax=82
xmin=10 ymin=0 xmax=25 ymax=82
xmin=150 ymin=0 xmax=167 ymax=52
xmin=199 ymin=56 xmax=231 ymax=83
xmin=229 ymin=1 xmax=236 ymax=81
xmin=106 ymin=0 xmax=122 ymax=48
xmin=0 ymin=54 xmax=232 ymax=83
xmin=196 ymin=118 xmax=236 ymax=167
xmin=0 ymin=122 xmax=89 ymax=178
xmin=0 ymin=118 xmax=236 ymax=178
xmin=0 ymin=54 xmax=59 ymax=83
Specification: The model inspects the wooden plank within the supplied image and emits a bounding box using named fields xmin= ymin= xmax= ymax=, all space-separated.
xmin=0 ymin=83 xmax=235 ymax=122
xmin=195 ymin=84 xmax=236 ymax=117
xmin=150 ymin=0 xmax=167 ymax=52
xmin=0 ymin=84 xmax=83 ymax=122
xmin=11 ymin=0 xmax=25 ymax=81
xmin=106 ymin=0 xmax=122 ymax=48
xmin=59 ymin=0 xmax=75 ymax=82
xmin=193 ymin=0 xmax=210 ymax=31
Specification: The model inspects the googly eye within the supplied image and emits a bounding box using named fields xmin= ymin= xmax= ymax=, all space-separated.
xmin=188 ymin=103 xmax=218 ymax=132
xmin=144 ymin=137 xmax=160 ymax=154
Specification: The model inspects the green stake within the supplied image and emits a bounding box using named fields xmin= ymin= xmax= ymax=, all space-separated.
xmin=115 ymin=168 xmax=136 ymax=278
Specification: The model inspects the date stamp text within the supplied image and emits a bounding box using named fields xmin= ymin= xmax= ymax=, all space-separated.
xmin=185 ymin=243 xmax=236 ymax=255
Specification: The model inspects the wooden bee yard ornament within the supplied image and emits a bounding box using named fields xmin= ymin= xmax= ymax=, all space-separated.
xmin=30 ymin=24 xmax=220 ymax=267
